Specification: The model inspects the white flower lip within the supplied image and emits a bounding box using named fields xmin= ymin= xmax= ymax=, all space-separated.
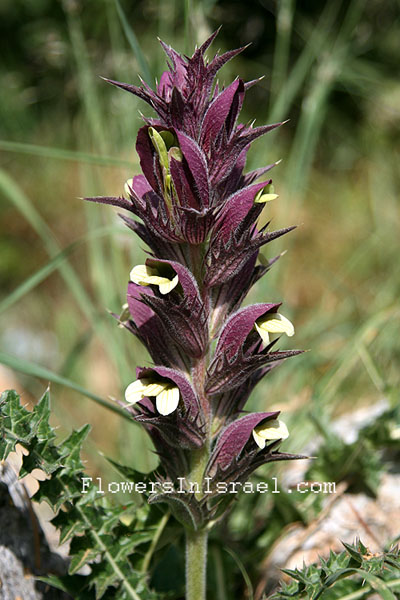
xmin=255 ymin=312 xmax=295 ymax=345
xmin=124 ymin=178 xmax=133 ymax=198
xmin=155 ymin=385 xmax=180 ymax=416
xmin=252 ymin=419 xmax=289 ymax=449
xmin=254 ymin=192 xmax=279 ymax=204
xmin=125 ymin=378 xmax=180 ymax=416
xmin=130 ymin=264 xmax=179 ymax=294
xmin=254 ymin=184 xmax=279 ymax=204
xmin=125 ymin=378 xmax=164 ymax=404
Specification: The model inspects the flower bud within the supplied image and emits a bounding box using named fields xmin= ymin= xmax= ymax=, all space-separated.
xmin=148 ymin=127 xmax=176 ymax=170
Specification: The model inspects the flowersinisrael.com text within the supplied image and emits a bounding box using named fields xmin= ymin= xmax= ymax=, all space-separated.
xmin=81 ymin=477 xmax=336 ymax=496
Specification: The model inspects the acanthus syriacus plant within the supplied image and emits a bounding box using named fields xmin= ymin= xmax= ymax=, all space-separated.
xmin=87 ymin=30 xmax=305 ymax=600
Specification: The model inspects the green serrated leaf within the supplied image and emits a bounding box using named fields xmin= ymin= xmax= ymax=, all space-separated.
xmin=321 ymin=568 xmax=397 ymax=600
xmin=0 ymin=390 xmax=20 ymax=458
xmin=1 ymin=389 xmax=35 ymax=446
xmin=90 ymin=559 xmax=126 ymax=599
xmin=59 ymin=424 xmax=91 ymax=469
xmin=20 ymin=437 xmax=61 ymax=476
xmin=274 ymin=542 xmax=400 ymax=600
xmin=69 ymin=535 xmax=101 ymax=575
xmin=52 ymin=507 xmax=88 ymax=543
xmin=34 ymin=475 xmax=68 ymax=509
xmin=37 ymin=573 xmax=94 ymax=597
xmin=31 ymin=388 xmax=55 ymax=442
xmin=341 ymin=541 xmax=362 ymax=563
xmin=0 ymin=390 xmax=159 ymax=600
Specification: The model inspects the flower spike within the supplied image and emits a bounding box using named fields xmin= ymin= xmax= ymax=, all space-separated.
xmin=91 ymin=30 xmax=305 ymax=542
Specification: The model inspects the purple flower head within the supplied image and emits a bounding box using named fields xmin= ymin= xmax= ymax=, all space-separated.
xmin=88 ymin=31 xmax=305 ymax=523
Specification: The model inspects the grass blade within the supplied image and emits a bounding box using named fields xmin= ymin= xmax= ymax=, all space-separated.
xmin=0 ymin=168 xmax=132 ymax=378
xmin=0 ymin=244 xmax=76 ymax=315
xmin=65 ymin=5 xmax=107 ymax=152
xmin=114 ymin=0 xmax=152 ymax=84
xmin=0 ymin=225 xmax=123 ymax=315
xmin=270 ymin=0 xmax=295 ymax=106
xmin=0 ymin=351 xmax=132 ymax=422
xmin=184 ymin=0 xmax=191 ymax=55
xmin=315 ymin=304 xmax=399 ymax=408
xmin=0 ymin=168 xmax=97 ymax=321
xmin=224 ymin=546 xmax=254 ymax=600
xmin=213 ymin=545 xmax=228 ymax=600
xmin=285 ymin=0 xmax=366 ymax=198
xmin=0 ymin=140 xmax=133 ymax=168
xmin=268 ymin=0 xmax=342 ymax=122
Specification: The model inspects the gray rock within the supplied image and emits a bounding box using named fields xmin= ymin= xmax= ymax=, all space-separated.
xmin=0 ymin=463 xmax=70 ymax=600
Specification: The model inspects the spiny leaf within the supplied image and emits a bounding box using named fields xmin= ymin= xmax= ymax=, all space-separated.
xmin=69 ymin=537 xmax=100 ymax=575
xmin=272 ymin=541 xmax=400 ymax=600
xmin=51 ymin=507 xmax=87 ymax=544
xmin=0 ymin=390 xmax=166 ymax=600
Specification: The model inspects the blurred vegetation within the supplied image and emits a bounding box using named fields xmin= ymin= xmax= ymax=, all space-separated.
xmin=0 ymin=0 xmax=399 ymax=596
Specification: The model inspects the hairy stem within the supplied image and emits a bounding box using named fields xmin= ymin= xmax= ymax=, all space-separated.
xmin=186 ymin=241 xmax=212 ymax=600
xmin=186 ymin=527 xmax=208 ymax=600
xmin=185 ymin=436 xmax=210 ymax=599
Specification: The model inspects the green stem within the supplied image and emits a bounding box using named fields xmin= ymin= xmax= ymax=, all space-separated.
xmin=185 ymin=239 xmax=212 ymax=600
xmin=189 ymin=444 xmax=210 ymax=499
xmin=186 ymin=528 xmax=208 ymax=600
xmin=185 ymin=420 xmax=210 ymax=599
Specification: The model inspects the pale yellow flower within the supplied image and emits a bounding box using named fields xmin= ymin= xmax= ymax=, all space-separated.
xmin=130 ymin=264 xmax=179 ymax=295
xmin=255 ymin=313 xmax=294 ymax=345
xmin=125 ymin=378 xmax=180 ymax=416
xmin=254 ymin=183 xmax=279 ymax=204
xmin=124 ymin=178 xmax=133 ymax=197
xmin=252 ymin=419 xmax=289 ymax=449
